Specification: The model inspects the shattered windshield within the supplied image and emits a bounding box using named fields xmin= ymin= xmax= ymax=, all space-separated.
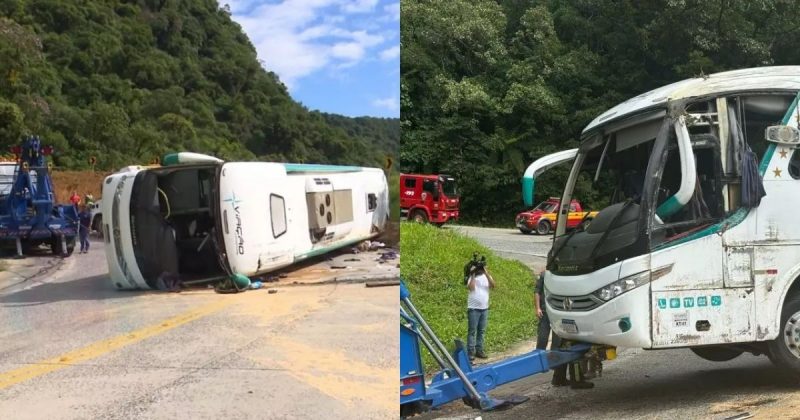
xmin=548 ymin=115 xmax=662 ymax=275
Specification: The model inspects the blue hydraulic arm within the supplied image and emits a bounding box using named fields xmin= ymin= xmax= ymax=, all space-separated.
xmin=0 ymin=136 xmax=77 ymax=256
xmin=400 ymin=280 xmax=593 ymax=417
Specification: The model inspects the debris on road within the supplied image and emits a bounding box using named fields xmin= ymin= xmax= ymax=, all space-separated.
xmin=365 ymin=280 xmax=400 ymax=288
xmin=268 ymin=289 xmax=278 ymax=294
xmin=376 ymin=250 xmax=398 ymax=263
xmin=723 ymin=413 xmax=753 ymax=420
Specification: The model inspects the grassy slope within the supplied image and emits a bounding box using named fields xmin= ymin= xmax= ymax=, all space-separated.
xmin=400 ymin=222 xmax=536 ymax=370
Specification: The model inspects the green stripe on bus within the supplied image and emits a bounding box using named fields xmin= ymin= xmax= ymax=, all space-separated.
xmin=656 ymin=195 xmax=682 ymax=219
xmin=283 ymin=163 xmax=364 ymax=173
xmin=522 ymin=177 xmax=535 ymax=207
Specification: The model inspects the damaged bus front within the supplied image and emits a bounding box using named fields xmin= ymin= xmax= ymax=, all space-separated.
xmin=103 ymin=158 xmax=390 ymax=290
xmin=533 ymin=66 xmax=800 ymax=373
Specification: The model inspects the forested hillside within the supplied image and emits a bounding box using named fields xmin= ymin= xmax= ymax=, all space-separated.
xmin=401 ymin=0 xmax=800 ymax=224
xmin=0 ymin=0 xmax=397 ymax=170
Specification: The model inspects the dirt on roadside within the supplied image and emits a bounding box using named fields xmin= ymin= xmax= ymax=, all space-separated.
xmin=377 ymin=221 xmax=399 ymax=247
xmin=51 ymin=170 xmax=109 ymax=203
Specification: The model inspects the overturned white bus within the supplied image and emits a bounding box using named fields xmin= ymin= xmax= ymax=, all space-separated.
xmin=525 ymin=66 xmax=800 ymax=374
xmin=102 ymin=154 xmax=390 ymax=290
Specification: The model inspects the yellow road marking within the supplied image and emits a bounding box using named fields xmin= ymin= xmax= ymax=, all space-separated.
xmin=0 ymin=299 xmax=231 ymax=390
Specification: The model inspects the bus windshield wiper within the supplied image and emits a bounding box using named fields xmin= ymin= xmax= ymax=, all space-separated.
xmin=550 ymin=210 xmax=595 ymax=263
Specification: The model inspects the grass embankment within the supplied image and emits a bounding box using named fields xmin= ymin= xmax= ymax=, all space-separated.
xmin=400 ymin=222 xmax=537 ymax=371
xmin=388 ymin=171 xmax=400 ymax=219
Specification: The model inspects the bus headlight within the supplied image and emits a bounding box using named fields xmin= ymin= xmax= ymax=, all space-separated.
xmin=593 ymin=271 xmax=650 ymax=301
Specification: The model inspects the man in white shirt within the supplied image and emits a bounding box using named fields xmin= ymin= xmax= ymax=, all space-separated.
xmin=466 ymin=263 xmax=496 ymax=361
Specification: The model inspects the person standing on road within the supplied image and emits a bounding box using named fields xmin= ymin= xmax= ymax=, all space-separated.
xmin=78 ymin=205 xmax=91 ymax=254
xmin=535 ymin=270 xmax=593 ymax=389
xmin=467 ymin=263 xmax=495 ymax=361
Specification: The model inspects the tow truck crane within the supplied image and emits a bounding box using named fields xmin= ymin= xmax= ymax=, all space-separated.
xmin=0 ymin=136 xmax=78 ymax=257
xmin=400 ymin=279 xmax=614 ymax=417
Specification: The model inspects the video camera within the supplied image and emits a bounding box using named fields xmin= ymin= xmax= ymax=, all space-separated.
xmin=463 ymin=252 xmax=487 ymax=285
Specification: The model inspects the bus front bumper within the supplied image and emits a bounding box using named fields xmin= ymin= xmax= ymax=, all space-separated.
xmin=546 ymin=285 xmax=652 ymax=349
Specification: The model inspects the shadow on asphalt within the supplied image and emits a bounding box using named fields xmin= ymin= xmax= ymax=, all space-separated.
xmin=590 ymin=363 xmax=798 ymax=398
xmin=487 ymin=361 xmax=800 ymax=420
xmin=0 ymin=274 xmax=146 ymax=306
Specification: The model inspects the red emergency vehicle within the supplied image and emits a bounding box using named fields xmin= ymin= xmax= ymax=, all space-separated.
xmin=400 ymin=174 xmax=459 ymax=224
xmin=515 ymin=197 xmax=597 ymax=234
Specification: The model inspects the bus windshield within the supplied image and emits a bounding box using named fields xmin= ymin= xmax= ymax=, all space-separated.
xmin=548 ymin=114 xmax=663 ymax=275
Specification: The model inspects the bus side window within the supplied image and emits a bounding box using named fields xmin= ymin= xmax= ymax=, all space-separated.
xmin=270 ymin=194 xmax=287 ymax=238
xmin=367 ymin=193 xmax=377 ymax=212
xmin=790 ymin=150 xmax=800 ymax=179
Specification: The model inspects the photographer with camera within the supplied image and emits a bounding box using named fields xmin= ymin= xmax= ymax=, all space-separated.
xmin=464 ymin=253 xmax=495 ymax=361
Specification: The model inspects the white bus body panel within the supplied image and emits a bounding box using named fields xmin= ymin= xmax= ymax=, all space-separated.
xmin=546 ymin=67 xmax=800 ymax=350
xmin=218 ymin=162 xmax=293 ymax=275
xmin=105 ymin=162 xmax=389 ymax=289
xmin=219 ymin=163 xmax=388 ymax=276
xmin=546 ymin=255 xmax=653 ymax=349
xmin=102 ymin=168 xmax=149 ymax=290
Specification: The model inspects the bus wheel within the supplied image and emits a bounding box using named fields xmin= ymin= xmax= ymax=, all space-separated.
xmin=767 ymin=293 xmax=800 ymax=373
xmin=536 ymin=220 xmax=551 ymax=235
xmin=92 ymin=214 xmax=103 ymax=237
xmin=690 ymin=346 xmax=743 ymax=362
xmin=412 ymin=210 xmax=428 ymax=224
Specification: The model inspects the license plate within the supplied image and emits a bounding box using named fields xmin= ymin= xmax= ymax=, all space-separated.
xmin=561 ymin=319 xmax=578 ymax=334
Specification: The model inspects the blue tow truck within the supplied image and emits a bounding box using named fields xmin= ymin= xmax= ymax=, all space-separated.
xmin=400 ymin=279 xmax=614 ymax=417
xmin=0 ymin=136 xmax=78 ymax=257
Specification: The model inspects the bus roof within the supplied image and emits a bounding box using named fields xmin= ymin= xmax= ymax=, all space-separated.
xmin=584 ymin=66 xmax=800 ymax=134
xmin=282 ymin=163 xmax=365 ymax=173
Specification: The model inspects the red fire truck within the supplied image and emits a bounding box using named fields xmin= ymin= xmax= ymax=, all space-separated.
xmin=400 ymin=174 xmax=460 ymax=224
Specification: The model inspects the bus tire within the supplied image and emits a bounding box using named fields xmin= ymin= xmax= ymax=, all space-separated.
xmin=690 ymin=346 xmax=743 ymax=362
xmin=767 ymin=293 xmax=800 ymax=374
xmin=411 ymin=210 xmax=428 ymax=224
xmin=92 ymin=214 xmax=103 ymax=237
xmin=536 ymin=220 xmax=551 ymax=235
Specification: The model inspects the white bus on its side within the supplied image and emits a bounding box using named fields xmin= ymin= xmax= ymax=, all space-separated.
xmin=102 ymin=154 xmax=390 ymax=290
xmin=525 ymin=66 xmax=800 ymax=374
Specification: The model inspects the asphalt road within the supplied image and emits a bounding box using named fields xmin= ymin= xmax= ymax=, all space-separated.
xmin=448 ymin=225 xmax=552 ymax=273
xmin=0 ymin=239 xmax=397 ymax=419
xmin=433 ymin=225 xmax=800 ymax=420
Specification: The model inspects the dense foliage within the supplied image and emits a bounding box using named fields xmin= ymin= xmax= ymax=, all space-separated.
xmin=401 ymin=0 xmax=800 ymax=225
xmin=0 ymin=0 xmax=397 ymax=170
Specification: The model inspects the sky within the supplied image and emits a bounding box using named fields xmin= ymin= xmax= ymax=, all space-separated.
xmin=223 ymin=0 xmax=400 ymax=119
